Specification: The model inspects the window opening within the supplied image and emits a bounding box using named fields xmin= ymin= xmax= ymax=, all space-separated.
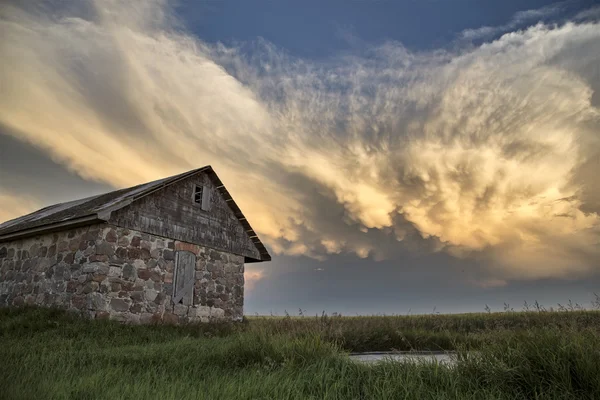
xmin=193 ymin=185 xmax=203 ymax=205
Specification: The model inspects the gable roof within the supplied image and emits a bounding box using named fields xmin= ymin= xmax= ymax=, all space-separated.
xmin=0 ymin=166 xmax=271 ymax=262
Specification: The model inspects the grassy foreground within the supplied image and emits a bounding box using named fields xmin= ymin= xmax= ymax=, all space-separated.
xmin=1 ymin=307 xmax=600 ymax=399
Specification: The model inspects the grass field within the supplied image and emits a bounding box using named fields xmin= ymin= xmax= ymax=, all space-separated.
xmin=1 ymin=307 xmax=600 ymax=399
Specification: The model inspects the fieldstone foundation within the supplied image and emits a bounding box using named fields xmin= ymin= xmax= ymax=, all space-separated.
xmin=0 ymin=224 xmax=245 ymax=323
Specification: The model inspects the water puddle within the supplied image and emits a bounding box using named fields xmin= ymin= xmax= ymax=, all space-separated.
xmin=349 ymin=351 xmax=457 ymax=366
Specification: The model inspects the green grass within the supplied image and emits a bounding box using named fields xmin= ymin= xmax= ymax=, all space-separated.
xmin=1 ymin=307 xmax=600 ymax=399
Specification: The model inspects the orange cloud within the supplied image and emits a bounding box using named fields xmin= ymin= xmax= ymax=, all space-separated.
xmin=1 ymin=1 xmax=599 ymax=281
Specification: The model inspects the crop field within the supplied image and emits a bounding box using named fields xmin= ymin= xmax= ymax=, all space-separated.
xmin=1 ymin=306 xmax=600 ymax=399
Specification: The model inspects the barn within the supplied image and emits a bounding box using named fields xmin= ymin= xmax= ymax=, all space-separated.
xmin=0 ymin=166 xmax=270 ymax=323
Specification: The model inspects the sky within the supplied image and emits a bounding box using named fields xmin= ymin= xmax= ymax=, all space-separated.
xmin=1 ymin=0 xmax=600 ymax=315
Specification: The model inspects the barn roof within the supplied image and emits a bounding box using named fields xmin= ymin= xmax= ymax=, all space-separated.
xmin=0 ymin=166 xmax=271 ymax=262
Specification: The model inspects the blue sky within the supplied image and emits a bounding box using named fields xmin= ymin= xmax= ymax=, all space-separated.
xmin=179 ymin=0 xmax=595 ymax=55
xmin=1 ymin=0 xmax=600 ymax=315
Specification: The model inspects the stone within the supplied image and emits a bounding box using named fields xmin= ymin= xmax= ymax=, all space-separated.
xmin=96 ymin=242 xmax=115 ymax=257
xmin=210 ymin=307 xmax=225 ymax=319
xmin=122 ymin=264 xmax=137 ymax=281
xmin=130 ymin=304 xmax=143 ymax=314
xmin=219 ymin=293 xmax=230 ymax=302
xmin=87 ymin=292 xmax=107 ymax=311
xmin=83 ymin=246 xmax=95 ymax=257
xmin=118 ymin=236 xmax=130 ymax=247
xmin=173 ymin=304 xmax=188 ymax=316
xmin=130 ymin=236 xmax=141 ymax=248
xmin=110 ymin=298 xmax=131 ymax=312
xmin=224 ymin=264 xmax=238 ymax=274
xmin=115 ymin=247 xmax=127 ymax=259
xmin=89 ymin=255 xmax=109 ymax=263
xmin=108 ymin=266 xmax=122 ymax=277
xmin=140 ymin=248 xmax=151 ymax=261
xmin=150 ymin=249 xmax=161 ymax=259
xmin=105 ymin=229 xmax=117 ymax=243
xmin=137 ymin=269 xmax=151 ymax=280
xmin=144 ymin=289 xmax=158 ymax=302
xmin=66 ymin=281 xmax=78 ymax=293
xmin=52 ymin=281 xmax=66 ymax=293
xmin=0 ymin=247 xmax=7 ymax=259
xmin=196 ymin=259 xmax=206 ymax=271
xmin=150 ymin=271 xmax=162 ymax=282
xmin=207 ymin=263 xmax=217 ymax=272
xmin=191 ymin=305 xmax=211 ymax=318
xmin=163 ymin=250 xmax=174 ymax=261
xmin=82 ymin=281 xmax=99 ymax=294
xmin=29 ymin=244 xmax=40 ymax=257
xmin=209 ymin=250 xmax=221 ymax=261
xmin=83 ymin=229 xmax=100 ymax=241
xmin=154 ymin=292 xmax=166 ymax=305
xmin=130 ymin=291 xmax=145 ymax=302
xmin=127 ymin=248 xmax=141 ymax=259
xmin=68 ymin=239 xmax=79 ymax=252
xmin=71 ymin=295 xmax=86 ymax=310
xmin=63 ymin=253 xmax=75 ymax=264
xmin=82 ymin=262 xmax=107 ymax=274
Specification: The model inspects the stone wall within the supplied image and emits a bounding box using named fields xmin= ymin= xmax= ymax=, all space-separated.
xmin=0 ymin=224 xmax=245 ymax=323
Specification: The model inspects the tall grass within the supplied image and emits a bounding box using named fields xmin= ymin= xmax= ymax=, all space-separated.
xmin=1 ymin=307 xmax=599 ymax=399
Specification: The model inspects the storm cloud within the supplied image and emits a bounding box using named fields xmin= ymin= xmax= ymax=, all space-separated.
xmin=1 ymin=0 xmax=599 ymax=285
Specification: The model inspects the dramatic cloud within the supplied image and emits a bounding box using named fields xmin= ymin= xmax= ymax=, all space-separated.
xmin=1 ymin=0 xmax=599 ymax=282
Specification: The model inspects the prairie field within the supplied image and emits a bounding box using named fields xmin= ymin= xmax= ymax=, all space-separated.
xmin=1 ymin=306 xmax=600 ymax=399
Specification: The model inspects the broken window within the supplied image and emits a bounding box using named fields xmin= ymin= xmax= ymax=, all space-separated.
xmin=193 ymin=184 xmax=212 ymax=211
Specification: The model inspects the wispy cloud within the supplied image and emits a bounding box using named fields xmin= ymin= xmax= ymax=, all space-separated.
xmin=1 ymin=1 xmax=599 ymax=282
xmin=574 ymin=6 xmax=600 ymax=22
xmin=460 ymin=1 xmax=569 ymax=40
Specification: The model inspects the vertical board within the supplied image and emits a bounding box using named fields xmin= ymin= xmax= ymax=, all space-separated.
xmin=201 ymin=184 xmax=212 ymax=211
xmin=173 ymin=250 xmax=195 ymax=304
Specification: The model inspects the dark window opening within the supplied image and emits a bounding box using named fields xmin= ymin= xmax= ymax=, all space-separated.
xmin=193 ymin=185 xmax=203 ymax=205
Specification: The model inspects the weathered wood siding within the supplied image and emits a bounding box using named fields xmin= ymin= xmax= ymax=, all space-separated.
xmin=109 ymin=172 xmax=261 ymax=260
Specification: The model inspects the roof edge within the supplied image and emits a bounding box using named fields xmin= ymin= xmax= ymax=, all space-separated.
xmin=0 ymin=215 xmax=103 ymax=243
xmin=202 ymin=166 xmax=272 ymax=263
